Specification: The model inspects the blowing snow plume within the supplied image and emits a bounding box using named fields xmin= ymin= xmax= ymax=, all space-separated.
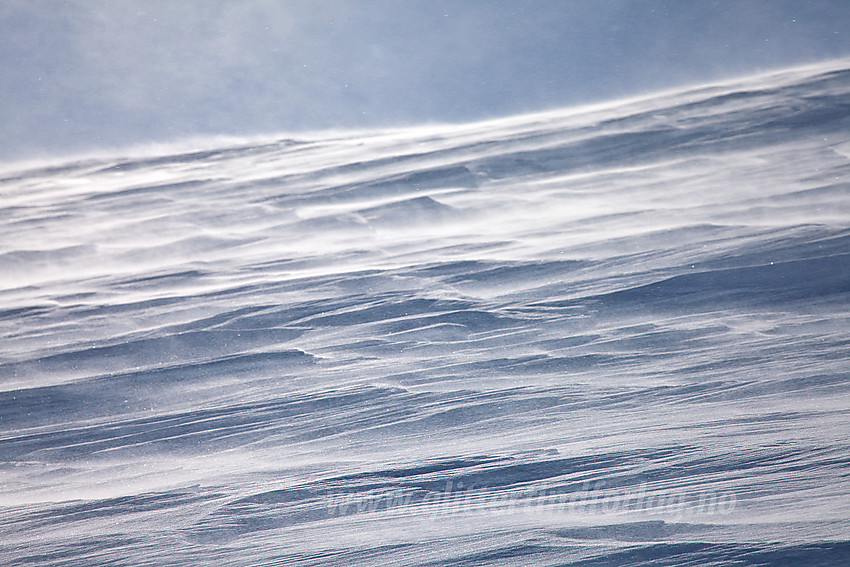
xmin=1 ymin=61 xmax=850 ymax=566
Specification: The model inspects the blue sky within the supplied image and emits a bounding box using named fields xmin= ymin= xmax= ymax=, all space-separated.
xmin=2 ymin=0 xmax=849 ymax=162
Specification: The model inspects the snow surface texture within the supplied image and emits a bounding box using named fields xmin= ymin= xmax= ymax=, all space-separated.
xmin=2 ymin=61 xmax=850 ymax=566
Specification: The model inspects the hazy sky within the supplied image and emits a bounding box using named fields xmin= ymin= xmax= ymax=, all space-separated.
xmin=2 ymin=0 xmax=849 ymax=162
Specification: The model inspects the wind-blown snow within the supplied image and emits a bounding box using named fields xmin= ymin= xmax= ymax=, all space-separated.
xmin=2 ymin=61 xmax=850 ymax=566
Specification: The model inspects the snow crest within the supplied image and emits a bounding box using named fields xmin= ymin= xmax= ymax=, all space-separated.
xmin=2 ymin=61 xmax=850 ymax=565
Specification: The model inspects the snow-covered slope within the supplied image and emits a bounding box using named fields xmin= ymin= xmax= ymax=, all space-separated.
xmin=2 ymin=61 xmax=850 ymax=566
